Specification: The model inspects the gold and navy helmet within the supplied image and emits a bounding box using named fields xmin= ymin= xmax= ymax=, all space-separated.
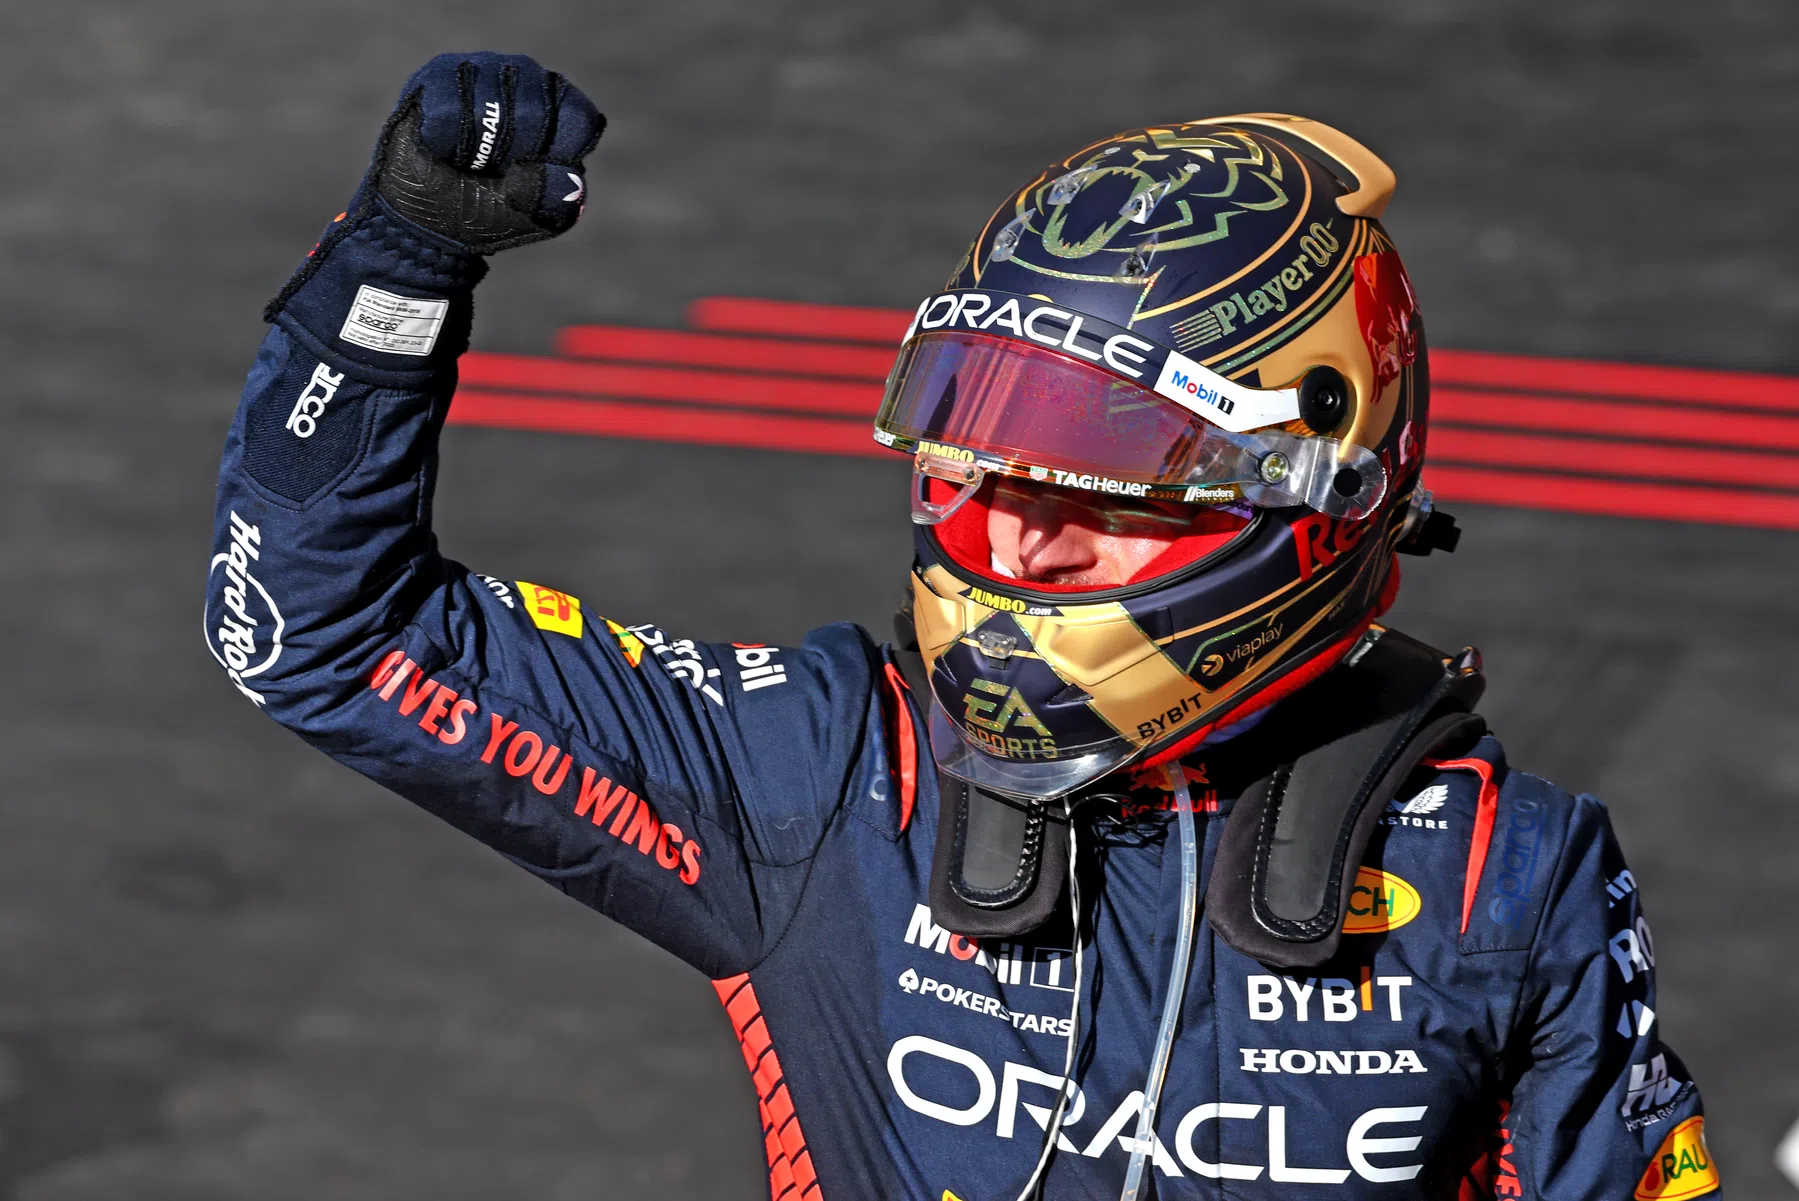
xmin=875 ymin=115 xmax=1443 ymax=800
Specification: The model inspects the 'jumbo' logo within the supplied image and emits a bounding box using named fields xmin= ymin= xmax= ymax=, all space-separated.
xmin=917 ymin=440 xmax=975 ymax=462
xmin=1342 ymin=868 xmax=1421 ymax=934
xmin=967 ymin=586 xmax=1026 ymax=614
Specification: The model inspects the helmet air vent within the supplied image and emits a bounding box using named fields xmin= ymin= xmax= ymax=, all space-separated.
xmin=1047 ymin=166 xmax=1099 ymax=206
xmin=1118 ymin=236 xmax=1157 ymax=279
xmin=990 ymin=208 xmax=1035 ymax=263
xmin=1120 ymin=179 xmax=1175 ymax=225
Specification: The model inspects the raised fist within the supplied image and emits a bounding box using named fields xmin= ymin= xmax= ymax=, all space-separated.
xmin=367 ymin=52 xmax=605 ymax=254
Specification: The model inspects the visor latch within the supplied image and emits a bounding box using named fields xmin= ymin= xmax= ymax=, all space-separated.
xmin=976 ymin=629 xmax=1019 ymax=661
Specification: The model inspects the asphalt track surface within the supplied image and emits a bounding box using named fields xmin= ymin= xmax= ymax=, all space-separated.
xmin=4 ymin=1 xmax=1797 ymax=1198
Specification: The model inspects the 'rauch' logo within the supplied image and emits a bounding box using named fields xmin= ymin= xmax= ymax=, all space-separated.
xmin=963 ymin=680 xmax=1058 ymax=761
xmin=1634 ymin=1117 xmax=1717 ymax=1201
xmin=1341 ymin=867 xmax=1421 ymax=934
xmin=206 ymin=510 xmax=285 ymax=707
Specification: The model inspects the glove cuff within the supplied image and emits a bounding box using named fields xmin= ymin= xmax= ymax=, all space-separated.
xmin=264 ymin=195 xmax=489 ymax=384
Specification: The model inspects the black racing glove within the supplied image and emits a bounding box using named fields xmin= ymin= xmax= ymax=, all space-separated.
xmin=373 ymin=51 xmax=605 ymax=253
xmin=266 ymin=53 xmax=605 ymax=380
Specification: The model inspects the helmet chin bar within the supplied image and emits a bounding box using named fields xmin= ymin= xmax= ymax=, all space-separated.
xmin=928 ymin=703 xmax=1141 ymax=802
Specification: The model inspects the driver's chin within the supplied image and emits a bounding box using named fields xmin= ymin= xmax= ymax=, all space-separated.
xmin=1016 ymin=564 xmax=1121 ymax=588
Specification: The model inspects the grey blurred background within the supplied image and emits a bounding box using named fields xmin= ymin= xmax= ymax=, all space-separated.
xmin=3 ymin=1 xmax=1796 ymax=1197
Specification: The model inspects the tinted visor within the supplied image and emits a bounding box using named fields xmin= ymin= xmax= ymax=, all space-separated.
xmin=876 ymin=331 xmax=1385 ymax=519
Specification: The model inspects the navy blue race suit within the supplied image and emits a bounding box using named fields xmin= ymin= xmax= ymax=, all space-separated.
xmin=206 ymin=103 xmax=1715 ymax=1201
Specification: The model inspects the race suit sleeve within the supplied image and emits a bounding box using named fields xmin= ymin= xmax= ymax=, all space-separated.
xmin=205 ymin=207 xmax=886 ymax=981
xmin=1502 ymin=794 xmax=1717 ymax=1200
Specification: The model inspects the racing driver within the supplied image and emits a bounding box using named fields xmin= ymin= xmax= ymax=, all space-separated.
xmin=206 ymin=52 xmax=1716 ymax=1201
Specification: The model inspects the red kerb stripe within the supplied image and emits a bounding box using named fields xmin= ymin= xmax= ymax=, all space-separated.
xmin=1427 ymin=428 xmax=1799 ymax=489
xmin=460 ymin=352 xmax=881 ymax=417
xmin=1427 ymin=465 xmax=1799 ymax=530
xmin=1433 ymin=349 xmax=1799 ymax=412
xmin=556 ymin=326 xmax=898 ymax=381
xmin=449 ymin=391 xmax=888 ymax=458
xmin=688 ymin=296 xmax=913 ymax=344
xmin=1434 ymin=388 xmax=1799 ymax=450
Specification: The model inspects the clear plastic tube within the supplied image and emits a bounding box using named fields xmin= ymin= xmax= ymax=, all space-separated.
xmin=1013 ymin=802 xmax=1083 ymax=1201
xmin=1118 ymin=766 xmax=1200 ymax=1201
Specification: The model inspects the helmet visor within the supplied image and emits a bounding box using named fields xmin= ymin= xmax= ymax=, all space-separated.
xmin=876 ymin=330 xmax=1385 ymax=519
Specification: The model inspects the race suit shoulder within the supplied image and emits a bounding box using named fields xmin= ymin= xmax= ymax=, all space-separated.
xmin=207 ymin=254 xmax=1713 ymax=1199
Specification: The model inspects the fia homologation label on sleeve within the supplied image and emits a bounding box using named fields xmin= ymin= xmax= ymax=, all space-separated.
xmin=338 ymin=285 xmax=449 ymax=357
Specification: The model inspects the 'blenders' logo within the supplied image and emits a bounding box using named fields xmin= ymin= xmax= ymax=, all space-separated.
xmin=962 ymin=680 xmax=1058 ymax=760
xmin=206 ymin=510 xmax=285 ymax=707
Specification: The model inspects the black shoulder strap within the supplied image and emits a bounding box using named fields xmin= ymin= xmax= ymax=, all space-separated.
xmin=928 ymin=775 xmax=1071 ymax=938
xmin=1204 ymin=628 xmax=1485 ymax=969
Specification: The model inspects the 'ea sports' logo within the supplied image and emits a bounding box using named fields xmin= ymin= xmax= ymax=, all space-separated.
xmin=206 ymin=510 xmax=284 ymax=707
xmin=962 ymin=680 xmax=1058 ymax=761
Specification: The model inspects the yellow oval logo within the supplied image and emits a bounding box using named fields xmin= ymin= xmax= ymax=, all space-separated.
xmin=1342 ymin=867 xmax=1421 ymax=933
xmin=1635 ymin=1117 xmax=1718 ymax=1201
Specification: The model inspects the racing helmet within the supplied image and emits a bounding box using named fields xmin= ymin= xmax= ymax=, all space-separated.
xmin=875 ymin=115 xmax=1452 ymax=801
